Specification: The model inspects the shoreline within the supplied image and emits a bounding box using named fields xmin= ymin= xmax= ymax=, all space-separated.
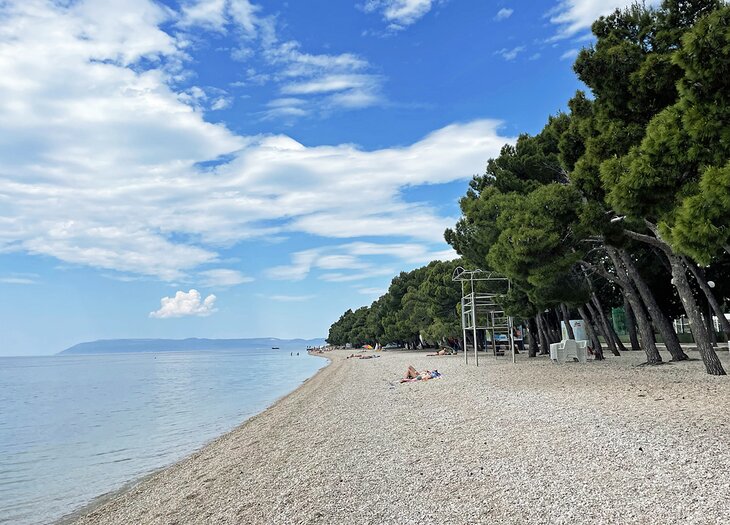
xmin=67 ymin=349 xmax=729 ymax=524
xmin=58 ymin=352 xmax=333 ymax=525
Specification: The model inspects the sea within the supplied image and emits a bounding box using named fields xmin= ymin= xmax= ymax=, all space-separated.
xmin=0 ymin=347 xmax=326 ymax=524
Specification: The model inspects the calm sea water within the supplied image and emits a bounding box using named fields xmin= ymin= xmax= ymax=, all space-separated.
xmin=0 ymin=348 xmax=326 ymax=525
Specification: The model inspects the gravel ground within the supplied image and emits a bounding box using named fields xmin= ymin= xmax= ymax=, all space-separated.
xmin=67 ymin=348 xmax=730 ymax=525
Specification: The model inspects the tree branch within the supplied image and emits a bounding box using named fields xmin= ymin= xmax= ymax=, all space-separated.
xmin=579 ymin=260 xmax=618 ymax=284
xmin=623 ymin=228 xmax=668 ymax=250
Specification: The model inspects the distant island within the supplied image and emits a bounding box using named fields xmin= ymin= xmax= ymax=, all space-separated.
xmin=59 ymin=338 xmax=326 ymax=355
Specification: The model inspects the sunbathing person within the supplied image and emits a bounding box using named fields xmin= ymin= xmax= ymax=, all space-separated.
xmin=400 ymin=366 xmax=442 ymax=382
xmin=426 ymin=348 xmax=455 ymax=356
xmin=404 ymin=365 xmax=419 ymax=378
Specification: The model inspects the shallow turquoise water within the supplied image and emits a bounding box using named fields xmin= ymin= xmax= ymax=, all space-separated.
xmin=0 ymin=348 xmax=325 ymax=524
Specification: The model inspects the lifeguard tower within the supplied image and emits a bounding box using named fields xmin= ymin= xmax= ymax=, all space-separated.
xmin=452 ymin=267 xmax=516 ymax=366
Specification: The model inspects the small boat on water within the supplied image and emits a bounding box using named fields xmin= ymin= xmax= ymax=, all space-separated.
xmin=271 ymin=346 xmax=280 ymax=349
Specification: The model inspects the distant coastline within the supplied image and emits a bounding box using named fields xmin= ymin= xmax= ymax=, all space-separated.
xmin=59 ymin=337 xmax=326 ymax=355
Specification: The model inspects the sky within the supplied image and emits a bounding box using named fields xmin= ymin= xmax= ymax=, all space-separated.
xmin=0 ymin=0 xmax=656 ymax=355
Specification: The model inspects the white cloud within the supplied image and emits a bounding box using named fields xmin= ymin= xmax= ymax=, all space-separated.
xmin=269 ymin=294 xmax=316 ymax=302
xmin=198 ymin=269 xmax=253 ymax=287
xmin=150 ymin=289 xmax=217 ymax=318
xmin=320 ymin=268 xmax=397 ymax=282
xmin=282 ymin=74 xmax=377 ymax=96
xmin=264 ymin=42 xmax=382 ymax=112
xmin=316 ymin=255 xmax=369 ymax=270
xmin=178 ymin=0 xmax=259 ymax=36
xmin=267 ymin=97 xmax=307 ymax=108
xmin=494 ymin=8 xmax=513 ymax=21
xmin=548 ymin=0 xmax=661 ymax=40
xmin=560 ymin=48 xmax=579 ymax=61
xmin=496 ymin=46 xmax=525 ymax=61
xmin=178 ymin=1 xmax=383 ymax=115
xmin=179 ymin=0 xmax=228 ymax=31
xmin=211 ymin=96 xmax=233 ymax=110
xmin=0 ymin=274 xmax=38 ymax=285
xmin=267 ymin=242 xmax=458 ymax=282
xmin=266 ymin=249 xmax=321 ymax=281
xmin=357 ymin=287 xmax=387 ymax=295
xmin=0 ymin=1 xmax=510 ymax=283
xmin=363 ymin=0 xmax=438 ymax=30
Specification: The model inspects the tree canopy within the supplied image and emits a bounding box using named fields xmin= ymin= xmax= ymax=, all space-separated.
xmin=328 ymin=0 xmax=730 ymax=375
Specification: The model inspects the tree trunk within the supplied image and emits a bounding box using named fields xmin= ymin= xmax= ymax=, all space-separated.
xmin=583 ymin=303 xmax=605 ymax=357
xmin=537 ymin=313 xmax=550 ymax=354
xmin=560 ymin=303 xmax=576 ymax=339
xmin=624 ymin=287 xmax=663 ymax=364
xmin=604 ymin=250 xmax=662 ymax=364
xmin=578 ymin=305 xmax=604 ymax=360
xmin=550 ymin=308 xmax=562 ymax=341
xmin=616 ymin=247 xmax=688 ymax=361
xmin=587 ymin=298 xmax=619 ymax=356
xmin=610 ymin=321 xmax=629 ymax=354
xmin=624 ymin=296 xmax=641 ymax=351
xmin=626 ymin=224 xmax=726 ymax=374
xmin=703 ymin=298 xmax=719 ymax=347
xmin=527 ymin=317 xmax=539 ymax=357
xmin=666 ymin=253 xmax=726 ymax=375
xmin=684 ymin=257 xmax=730 ymax=337
xmin=593 ymin=294 xmax=627 ymax=354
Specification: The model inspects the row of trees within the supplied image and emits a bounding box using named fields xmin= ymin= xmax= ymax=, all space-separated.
xmin=329 ymin=0 xmax=730 ymax=375
xmin=327 ymin=260 xmax=463 ymax=349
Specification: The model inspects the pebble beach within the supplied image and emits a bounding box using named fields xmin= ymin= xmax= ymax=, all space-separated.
xmin=67 ymin=349 xmax=730 ymax=525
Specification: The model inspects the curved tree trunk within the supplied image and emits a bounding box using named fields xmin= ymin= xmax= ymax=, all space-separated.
xmin=616 ymin=248 xmax=688 ymax=360
xmin=623 ymin=286 xmax=663 ymax=364
xmin=610 ymin=320 xmax=629 ymax=354
xmin=684 ymin=257 xmax=730 ymax=337
xmin=625 ymin=225 xmax=726 ymax=374
xmin=594 ymin=294 xmax=627 ymax=354
xmin=587 ymin=298 xmax=619 ymax=356
xmin=604 ymin=249 xmax=661 ymax=364
xmin=624 ymin=296 xmax=641 ymax=351
xmin=527 ymin=317 xmax=539 ymax=357
xmin=578 ymin=305 xmax=604 ymax=360
xmin=592 ymin=293 xmax=628 ymax=354
xmin=584 ymin=302 xmax=607 ymax=357
xmin=560 ymin=303 xmax=576 ymax=339
xmin=667 ymin=254 xmax=726 ymax=375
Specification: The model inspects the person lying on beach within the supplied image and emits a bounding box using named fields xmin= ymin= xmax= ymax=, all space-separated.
xmin=400 ymin=365 xmax=442 ymax=382
xmin=347 ymin=353 xmax=363 ymax=359
xmin=426 ymin=348 xmax=455 ymax=356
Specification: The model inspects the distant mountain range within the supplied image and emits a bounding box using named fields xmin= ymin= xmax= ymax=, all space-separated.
xmin=58 ymin=337 xmax=326 ymax=355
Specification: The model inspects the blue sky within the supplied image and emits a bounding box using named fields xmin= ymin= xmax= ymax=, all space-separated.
xmin=0 ymin=0 xmax=652 ymax=355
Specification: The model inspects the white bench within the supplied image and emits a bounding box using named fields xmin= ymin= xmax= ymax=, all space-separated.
xmin=550 ymin=339 xmax=589 ymax=363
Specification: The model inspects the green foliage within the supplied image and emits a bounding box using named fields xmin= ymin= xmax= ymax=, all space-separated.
xmin=487 ymin=183 xmax=589 ymax=307
xmin=326 ymin=260 xmax=464 ymax=347
xmin=606 ymin=4 xmax=730 ymax=260
xmin=330 ymin=0 xmax=730 ymax=349
xmin=669 ymin=162 xmax=730 ymax=264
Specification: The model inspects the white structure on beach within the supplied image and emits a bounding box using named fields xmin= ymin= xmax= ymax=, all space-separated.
xmin=452 ymin=267 xmax=516 ymax=366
